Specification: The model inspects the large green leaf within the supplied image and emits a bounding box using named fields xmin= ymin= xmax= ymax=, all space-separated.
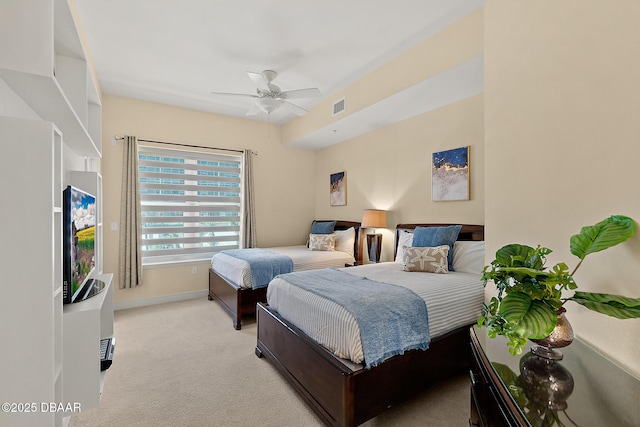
xmin=495 ymin=244 xmax=536 ymax=267
xmin=498 ymin=292 xmax=557 ymax=339
xmin=569 ymin=292 xmax=640 ymax=319
xmin=570 ymin=215 xmax=636 ymax=261
xmin=494 ymin=244 xmax=549 ymax=270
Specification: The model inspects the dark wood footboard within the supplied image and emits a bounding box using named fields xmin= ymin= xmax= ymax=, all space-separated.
xmin=208 ymin=268 xmax=267 ymax=330
xmin=255 ymin=302 xmax=472 ymax=427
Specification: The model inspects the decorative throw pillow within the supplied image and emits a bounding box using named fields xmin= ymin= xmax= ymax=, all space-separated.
xmin=411 ymin=225 xmax=462 ymax=271
xmin=402 ymin=245 xmax=449 ymax=273
xmin=311 ymin=220 xmax=337 ymax=234
xmin=394 ymin=230 xmax=414 ymax=263
xmin=334 ymin=227 xmax=355 ymax=256
xmin=309 ymin=233 xmax=336 ymax=251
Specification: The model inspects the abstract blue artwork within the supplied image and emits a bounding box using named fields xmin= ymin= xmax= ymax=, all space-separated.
xmin=432 ymin=146 xmax=469 ymax=201
xmin=330 ymin=171 xmax=346 ymax=206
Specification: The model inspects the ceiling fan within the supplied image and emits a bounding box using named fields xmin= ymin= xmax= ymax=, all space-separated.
xmin=211 ymin=70 xmax=321 ymax=116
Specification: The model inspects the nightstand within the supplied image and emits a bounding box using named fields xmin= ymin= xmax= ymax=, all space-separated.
xmin=469 ymin=325 xmax=640 ymax=427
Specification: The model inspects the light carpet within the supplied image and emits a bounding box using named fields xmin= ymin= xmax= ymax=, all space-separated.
xmin=69 ymin=297 xmax=470 ymax=427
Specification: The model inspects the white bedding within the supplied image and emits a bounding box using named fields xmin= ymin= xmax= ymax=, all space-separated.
xmin=266 ymin=262 xmax=484 ymax=365
xmin=211 ymin=245 xmax=356 ymax=289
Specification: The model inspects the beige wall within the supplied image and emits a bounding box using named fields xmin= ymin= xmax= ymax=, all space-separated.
xmin=314 ymin=95 xmax=484 ymax=262
xmin=485 ymin=0 xmax=640 ymax=377
xmin=101 ymin=95 xmax=316 ymax=304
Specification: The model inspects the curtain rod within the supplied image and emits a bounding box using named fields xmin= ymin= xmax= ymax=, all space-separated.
xmin=113 ymin=136 xmax=257 ymax=155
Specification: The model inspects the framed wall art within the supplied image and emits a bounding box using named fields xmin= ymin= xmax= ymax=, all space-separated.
xmin=432 ymin=146 xmax=470 ymax=202
xmin=330 ymin=171 xmax=346 ymax=206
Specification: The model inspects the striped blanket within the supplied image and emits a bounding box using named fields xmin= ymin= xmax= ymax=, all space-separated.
xmin=276 ymin=268 xmax=430 ymax=368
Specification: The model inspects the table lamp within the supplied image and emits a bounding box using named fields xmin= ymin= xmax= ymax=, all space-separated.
xmin=361 ymin=209 xmax=387 ymax=263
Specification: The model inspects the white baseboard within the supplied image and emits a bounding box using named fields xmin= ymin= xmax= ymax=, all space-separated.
xmin=114 ymin=289 xmax=208 ymax=311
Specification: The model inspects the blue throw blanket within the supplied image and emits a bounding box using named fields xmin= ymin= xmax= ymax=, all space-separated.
xmin=277 ymin=268 xmax=430 ymax=368
xmin=222 ymin=249 xmax=294 ymax=289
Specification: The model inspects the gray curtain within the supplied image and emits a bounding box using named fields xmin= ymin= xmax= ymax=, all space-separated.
xmin=242 ymin=149 xmax=257 ymax=248
xmin=119 ymin=136 xmax=143 ymax=288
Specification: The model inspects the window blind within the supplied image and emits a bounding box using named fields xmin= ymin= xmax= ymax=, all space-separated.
xmin=138 ymin=145 xmax=242 ymax=264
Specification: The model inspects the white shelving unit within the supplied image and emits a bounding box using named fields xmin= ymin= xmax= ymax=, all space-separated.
xmin=0 ymin=118 xmax=65 ymax=427
xmin=63 ymin=274 xmax=114 ymax=411
xmin=0 ymin=0 xmax=102 ymax=157
xmin=0 ymin=1 xmax=107 ymax=426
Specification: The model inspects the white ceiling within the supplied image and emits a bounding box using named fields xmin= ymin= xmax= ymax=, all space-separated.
xmin=75 ymin=0 xmax=483 ymax=148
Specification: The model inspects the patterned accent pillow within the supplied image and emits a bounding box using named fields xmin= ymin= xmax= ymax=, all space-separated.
xmin=402 ymin=245 xmax=449 ymax=273
xmin=309 ymin=233 xmax=336 ymax=251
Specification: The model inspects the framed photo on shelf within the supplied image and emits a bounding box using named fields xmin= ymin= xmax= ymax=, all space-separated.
xmin=432 ymin=146 xmax=470 ymax=202
xmin=330 ymin=171 xmax=346 ymax=206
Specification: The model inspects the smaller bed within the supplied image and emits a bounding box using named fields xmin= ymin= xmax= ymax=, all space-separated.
xmin=208 ymin=220 xmax=362 ymax=329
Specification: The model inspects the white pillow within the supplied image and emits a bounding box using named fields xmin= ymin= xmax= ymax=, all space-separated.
xmin=452 ymin=241 xmax=485 ymax=274
xmin=308 ymin=233 xmax=335 ymax=251
xmin=394 ymin=230 xmax=414 ymax=263
xmin=334 ymin=227 xmax=355 ymax=256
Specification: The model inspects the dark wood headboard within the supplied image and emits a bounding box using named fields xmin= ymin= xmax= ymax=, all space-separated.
xmin=314 ymin=220 xmax=363 ymax=263
xmin=394 ymin=223 xmax=484 ymax=259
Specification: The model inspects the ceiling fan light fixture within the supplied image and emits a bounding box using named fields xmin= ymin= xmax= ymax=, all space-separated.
xmin=211 ymin=70 xmax=320 ymax=117
xmin=256 ymin=97 xmax=280 ymax=114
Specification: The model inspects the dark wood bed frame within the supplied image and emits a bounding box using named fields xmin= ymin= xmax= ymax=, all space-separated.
xmin=208 ymin=220 xmax=362 ymax=330
xmin=255 ymin=223 xmax=485 ymax=426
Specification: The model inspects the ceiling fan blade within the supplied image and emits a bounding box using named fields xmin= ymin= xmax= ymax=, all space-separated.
xmin=210 ymin=91 xmax=258 ymax=99
xmin=247 ymin=71 xmax=271 ymax=92
xmin=245 ymin=103 xmax=262 ymax=116
xmin=279 ymin=100 xmax=308 ymax=116
xmin=279 ymin=88 xmax=321 ymax=99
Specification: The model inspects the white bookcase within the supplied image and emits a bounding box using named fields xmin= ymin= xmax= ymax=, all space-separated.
xmin=62 ymin=274 xmax=114 ymax=411
xmin=0 ymin=0 xmax=102 ymax=157
xmin=0 ymin=117 xmax=66 ymax=427
xmin=0 ymin=1 xmax=107 ymax=426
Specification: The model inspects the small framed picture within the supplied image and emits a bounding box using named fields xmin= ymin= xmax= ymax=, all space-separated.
xmin=330 ymin=171 xmax=346 ymax=206
xmin=432 ymin=146 xmax=470 ymax=201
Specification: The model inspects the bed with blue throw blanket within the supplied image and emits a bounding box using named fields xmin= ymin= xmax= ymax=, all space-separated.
xmin=208 ymin=220 xmax=361 ymax=330
xmin=274 ymin=268 xmax=432 ymax=369
xmin=255 ymin=223 xmax=485 ymax=427
xmin=212 ymin=245 xmax=355 ymax=290
xmin=216 ymin=248 xmax=295 ymax=289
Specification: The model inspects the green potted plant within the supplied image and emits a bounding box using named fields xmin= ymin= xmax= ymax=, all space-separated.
xmin=478 ymin=215 xmax=640 ymax=356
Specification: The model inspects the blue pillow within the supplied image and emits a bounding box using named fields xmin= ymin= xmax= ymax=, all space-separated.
xmin=311 ymin=220 xmax=336 ymax=234
xmin=412 ymin=225 xmax=462 ymax=271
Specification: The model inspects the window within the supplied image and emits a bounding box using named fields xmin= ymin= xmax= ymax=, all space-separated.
xmin=138 ymin=145 xmax=242 ymax=265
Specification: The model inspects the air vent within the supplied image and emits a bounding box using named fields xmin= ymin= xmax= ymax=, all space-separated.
xmin=333 ymin=97 xmax=346 ymax=115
